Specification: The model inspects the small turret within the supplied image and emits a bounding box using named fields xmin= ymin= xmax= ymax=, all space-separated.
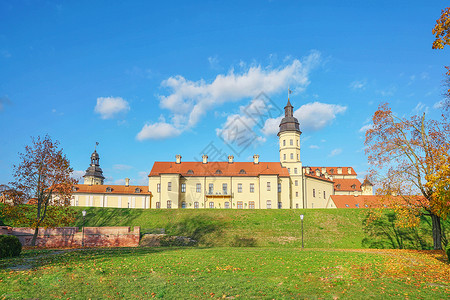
xmin=83 ymin=147 xmax=105 ymax=185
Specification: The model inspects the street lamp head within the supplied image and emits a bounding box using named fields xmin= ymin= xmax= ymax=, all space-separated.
xmin=300 ymin=214 xmax=304 ymax=220
xmin=82 ymin=210 xmax=86 ymax=217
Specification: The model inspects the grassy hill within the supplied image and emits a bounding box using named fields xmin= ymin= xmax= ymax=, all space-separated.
xmin=69 ymin=207 xmax=449 ymax=249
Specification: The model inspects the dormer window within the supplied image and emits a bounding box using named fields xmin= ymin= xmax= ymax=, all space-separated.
xmin=135 ymin=188 xmax=141 ymax=193
xmin=72 ymin=186 xmax=78 ymax=192
xmin=187 ymin=169 xmax=194 ymax=175
xmin=215 ymin=169 xmax=222 ymax=174
xmin=330 ymin=168 xmax=334 ymax=174
xmin=351 ymin=184 xmax=356 ymax=190
xmin=239 ymin=169 xmax=246 ymax=174
xmin=336 ymin=184 xmax=341 ymax=189
xmin=106 ymin=187 xmax=112 ymax=192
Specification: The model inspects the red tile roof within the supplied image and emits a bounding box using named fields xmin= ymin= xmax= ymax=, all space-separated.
xmin=330 ymin=195 xmax=382 ymax=208
xmin=307 ymin=166 xmax=357 ymax=176
xmin=149 ymin=161 xmax=290 ymax=177
xmin=73 ymin=184 xmax=151 ymax=195
xmin=304 ymin=173 xmax=333 ymax=182
xmin=334 ymin=178 xmax=363 ymax=191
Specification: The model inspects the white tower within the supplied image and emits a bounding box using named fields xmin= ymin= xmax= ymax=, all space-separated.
xmin=278 ymin=98 xmax=303 ymax=208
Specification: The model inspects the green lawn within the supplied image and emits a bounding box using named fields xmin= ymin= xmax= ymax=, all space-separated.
xmin=1 ymin=247 xmax=449 ymax=299
xmin=68 ymin=207 xmax=448 ymax=249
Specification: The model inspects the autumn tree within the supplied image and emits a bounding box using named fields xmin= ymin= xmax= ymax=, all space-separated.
xmin=432 ymin=6 xmax=450 ymax=111
xmin=365 ymin=103 xmax=450 ymax=250
xmin=3 ymin=135 xmax=77 ymax=246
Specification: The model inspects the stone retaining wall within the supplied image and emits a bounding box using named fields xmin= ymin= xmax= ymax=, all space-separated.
xmin=0 ymin=226 xmax=140 ymax=248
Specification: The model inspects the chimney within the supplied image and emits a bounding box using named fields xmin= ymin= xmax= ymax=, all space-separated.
xmin=337 ymin=167 xmax=342 ymax=174
xmin=202 ymin=154 xmax=208 ymax=164
xmin=175 ymin=154 xmax=182 ymax=164
xmin=321 ymin=167 xmax=326 ymax=174
xmin=125 ymin=178 xmax=130 ymax=187
xmin=347 ymin=167 xmax=352 ymax=174
xmin=228 ymin=155 xmax=234 ymax=163
xmin=253 ymin=154 xmax=259 ymax=164
xmin=305 ymin=167 xmax=310 ymax=174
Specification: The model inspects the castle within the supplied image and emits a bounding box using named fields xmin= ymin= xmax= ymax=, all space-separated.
xmin=70 ymin=99 xmax=373 ymax=209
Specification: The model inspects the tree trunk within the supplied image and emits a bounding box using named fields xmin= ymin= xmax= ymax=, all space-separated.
xmin=431 ymin=213 xmax=442 ymax=250
xmin=31 ymin=226 xmax=39 ymax=247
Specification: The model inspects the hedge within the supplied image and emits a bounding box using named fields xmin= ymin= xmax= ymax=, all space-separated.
xmin=0 ymin=235 xmax=22 ymax=258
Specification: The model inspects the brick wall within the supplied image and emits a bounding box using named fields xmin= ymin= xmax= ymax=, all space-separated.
xmin=0 ymin=226 xmax=140 ymax=248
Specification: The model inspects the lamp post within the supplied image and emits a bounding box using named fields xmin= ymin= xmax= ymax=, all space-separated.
xmin=300 ymin=214 xmax=304 ymax=249
xmin=82 ymin=210 xmax=86 ymax=247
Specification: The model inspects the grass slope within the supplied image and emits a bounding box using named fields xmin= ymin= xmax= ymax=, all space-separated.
xmin=70 ymin=208 xmax=449 ymax=249
xmin=1 ymin=247 xmax=449 ymax=299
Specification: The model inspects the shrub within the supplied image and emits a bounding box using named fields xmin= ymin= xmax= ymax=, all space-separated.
xmin=0 ymin=235 xmax=22 ymax=258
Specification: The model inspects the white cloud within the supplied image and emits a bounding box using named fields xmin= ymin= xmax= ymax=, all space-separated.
xmin=136 ymin=122 xmax=181 ymax=140
xmin=262 ymin=101 xmax=347 ymax=135
xmin=309 ymin=145 xmax=319 ymax=149
xmin=329 ymin=148 xmax=342 ymax=157
xmin=359 ymin=124 xmax=373 ymax=133
xmin=208 ymin=55 xmax=220 ymax=70
xmin=433 ymin=100 xmax=445 ymax=109
xmin=138 ymin=52 xmax=322 ymax=140
xmin=412 ymin=102 xmax=429 ymax=115
xmin=71 ymin=170 xmax=85 ymax=182
xmin=136 ymin=171 xmax=149 ymax=186
xmin=94 ymin=97 xmax=130 ymax=119
xmin=349 ymin=79 xmax=366 ymax=90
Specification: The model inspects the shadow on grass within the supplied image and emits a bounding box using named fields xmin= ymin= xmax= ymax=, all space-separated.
xmin=362 ymin=210 xmax=449 ymax=250
xmin=73 ymin=207 xmax=144 ymax=228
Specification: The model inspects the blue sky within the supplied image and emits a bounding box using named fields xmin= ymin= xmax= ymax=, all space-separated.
xmin=1 ymin=0 xmax=449 ymax=186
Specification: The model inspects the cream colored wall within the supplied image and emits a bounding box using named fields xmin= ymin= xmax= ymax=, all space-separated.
xmin=232 ymin=176 xmax=260 ymax=209
xmin=159 ymin=174 xmax=180 ymax=209
xmin=149 ymin=176 xmax=161 ymax=208
xmin=181 ymin=177 xmax=205 ymax=208
xmin=69 ymin=193 xmax=150 ymax=209
xmin=279 ymin=131 xmax=301 ymax=163
xmin=259 ymin=175 xmax=278 ymax=209
xmin=304 ymin=178 xmax=334 ymax=208
xmin=278 ymin=177 xmax=290 ymax=209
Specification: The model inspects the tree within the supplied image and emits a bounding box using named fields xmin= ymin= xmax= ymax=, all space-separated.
xmin=3 ymin=135 xmax=77 ymax=246
xmin=365 ymin=103 xmax=450 ymax=250
xmin=432 ymin=6 xmax=450 ymax=111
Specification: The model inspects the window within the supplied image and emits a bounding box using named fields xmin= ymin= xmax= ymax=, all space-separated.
xmin=209 ymin=183 xmax=214 ymax=194
xmin=267 ymin=182 xmax=271 ymax=191
xmin=296 ymin=203 xmax=299 ymax=208
xmin=313 ymin=189 xmax=316 ymax=197
xmin=355 ymin=203 xmax=359 ymax=207
xmin=295 ymin=180 xmax=298 ymax=186
xmin=181 ymin=183 xmax=186 ymax=193
xmin=249 ymin=201 xmax=255 ymax=209
xmin=294 ymin=168 xmax=298 ymax=174
xmin=330 ymin=169 xmax=334 ymax=174
xmin=351 ymin=184 xmax=356 ymax=190
xmin=297 ymin=140 xmax=299 ymax=146
xmin=156 ymin=202 xmax=161 ymax=209
xmin=224 ymin=202 xmax=230 ymax=209
xmin=194 ymin=201 xmax=199 ymax=209
xmin=290 ymin=153 xmax=293 ymax=159
xmin=157 ymin=184 xmax=160 ymax=193
xmin=196 ymin=183 xmax=201 ymax=193
xmin=290 ymin=139 xmax=293 ymax=145
xmin=336 ymin=184 xmax=341 ymax=190
xmin=266 ymin=200 xmax=272 ymax=209
xmin=278 ymin=202 xmax=282 ymax=209
xmin=283 ymin=140 xmax=286 ymax=146
xmin=215 ymin=169 xmax=222 ymax=174
xmin=168 ymin=182 xmax=172 ymax=191
xmin=187 ymin=169 xmax=194 ymax=175
xmin=237 ymin=201 xmax=243 ymax=209
xmin=296 ymin=192 xmax=298 ymax=197
xmin=134 ymin=188 xmax=141 ymax=193
xmin=345 ymin=204 xmax=349 ymax=207
xmin=283 ymin=154 xmax=286 ymax=160
xmin=278 ymin=183 xmax=281 ymax=192
xmin=297 ymin=154 xmax=299 ymax=160
xmin=288 ymin=168 xmax=291 ymax=173
xmin=209 ymin=202 xmax=214 ymax=208
xmin=238 ymin=183 xmax=242 ymax=193
xmin=106 ymin=187 xmax=112 ymax=192
xmin=239 ymin=169 xmax=246 ymax=174
xmin=250 ymin=183 xmax=254 ymax=193
xmin=323 ymin=191 xmax=326 ymax=198
xmin=181 ymin=201 xmax=186 ymax=208
xmin=222 ymin=183 xmax=227 ymax=194
xmin=167 ymin=200 xmax=172 ymax=208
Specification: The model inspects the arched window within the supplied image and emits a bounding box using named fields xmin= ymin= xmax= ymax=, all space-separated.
xmin=239 ymin=169 xmax=246 ymax=174
xmin=187 ymin=169 xmax=194 ymax=175
xmin=134 ymin=188 xmax=141 ymax=193
xmin=215 ymin=169 xmax=222 ymax=174
xmin=106 ymin=187 xmax=112 ymax=192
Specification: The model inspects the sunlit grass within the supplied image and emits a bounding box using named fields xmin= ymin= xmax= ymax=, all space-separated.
xmin=1 ymin=247 xmax=449 ymax=299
